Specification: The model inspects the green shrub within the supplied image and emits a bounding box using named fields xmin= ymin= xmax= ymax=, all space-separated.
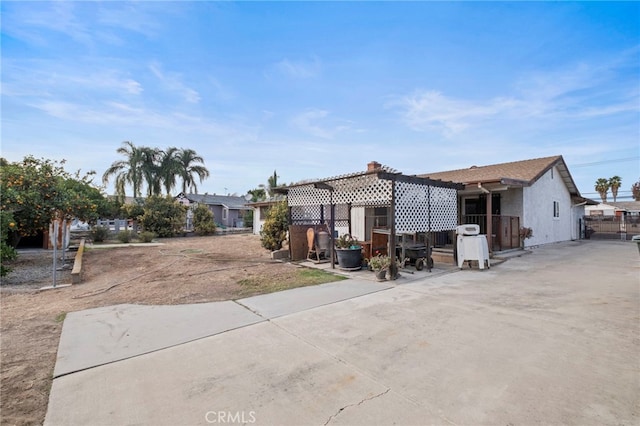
xmin=1 ymin=211 xmax=18 ymax=277
xmin=90 ymin=225 xmax=110 ymax=242
xmin=138 ymin=231 xmax=156 ymax=243
xmin=139 ymin=196 xmax=187 ymax=238
xmin=260 ymin=201 xmax=289 ymax=251
xmin=193 ymin=204 xmax=216 ymax=236
xmin=117 ymin=230 xmax=132 ymax=243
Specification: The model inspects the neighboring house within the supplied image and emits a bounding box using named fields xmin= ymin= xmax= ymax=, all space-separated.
xmin=421 ymin=155 xmax=597 ymax=249
xmin=585 ymin=201 xmax=640 ymax=239
xmin=175 ymin=193 xmax=252 ymax=229
xmin=248 ymin=195 xmax=287 ymax=236
xmin=586 ymin=201 xmax=640 ymax=217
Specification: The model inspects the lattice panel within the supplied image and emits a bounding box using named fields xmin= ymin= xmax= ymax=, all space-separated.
xmin=288 ymin=186 xmax=331 ymax=206
xmin=428 ymin=186 xmax=458 ymax=231
xmin=290 ymin=204 xmax=350 ymax=227
xmin=394 ymin=182 xmax=458 ymax=233
xmin=290 ymin=205 xmax=323 ymax=224
xmin=287 ymin=175 xmax=392 ymax=207
xmin=332 ymin=174 xmax=392 ymax=206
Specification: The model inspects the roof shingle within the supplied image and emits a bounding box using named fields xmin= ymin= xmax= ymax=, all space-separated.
xmin=420 ymin=155 xmax=563 ymax=185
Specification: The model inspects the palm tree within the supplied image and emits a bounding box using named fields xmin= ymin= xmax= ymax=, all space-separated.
xmin=609 ymin=176 xmax=622 ymax=202
xmin=176 ymin=148 xmax=210 ymax=194
xmin=140 ymin=146 xmax=162 ymax=197
xmin=102 ymin=141 xmax=145 ymax=198
xmin=158 ymin=147 xmax=180 ymax=195
xmin=594 ymin=178 xmax=610 ymax=203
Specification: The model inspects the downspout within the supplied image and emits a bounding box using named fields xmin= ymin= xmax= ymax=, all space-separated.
xmin=478 ymin=183 xmax=492 ymax=253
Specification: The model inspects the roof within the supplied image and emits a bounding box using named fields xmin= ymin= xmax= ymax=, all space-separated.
xmin=177 ymin=193 xmax=251 ymax=210
xmin=420 ymin=155 xmax=582 ymax=196
xmin=607 ymin=201 xmax=640 ymax=211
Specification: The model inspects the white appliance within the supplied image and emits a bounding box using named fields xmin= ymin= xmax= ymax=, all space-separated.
xmin=456 ymin=224 xmax=490 ymax=270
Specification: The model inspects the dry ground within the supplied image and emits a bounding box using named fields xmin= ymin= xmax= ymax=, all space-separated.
xmin=0 ymin=234 xmax=342 ymax=426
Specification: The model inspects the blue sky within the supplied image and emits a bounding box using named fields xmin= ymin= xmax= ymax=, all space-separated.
xmin=2 ymin=1 xmax=639 ymax=200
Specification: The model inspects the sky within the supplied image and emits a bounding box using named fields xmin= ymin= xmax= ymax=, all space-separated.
xmin=1 ymin=1 xmax=639 ymax=201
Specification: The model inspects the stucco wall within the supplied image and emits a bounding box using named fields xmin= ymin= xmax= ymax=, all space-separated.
xmin=522 ymin=166 xmax=573 ymax=247
xmin=500 ymin=187 xmax=523 ymax=218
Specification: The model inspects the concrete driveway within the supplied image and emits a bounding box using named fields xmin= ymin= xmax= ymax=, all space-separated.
xmin=45 ymin=241 xmax=639 ymax=425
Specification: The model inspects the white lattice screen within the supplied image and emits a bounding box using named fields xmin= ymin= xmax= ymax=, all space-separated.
xmin=287 ymin=174 xmax=392 ymax=207
xmin=287 ymin=171 xmax=460 ymax=234
xmin=394 ymin=181 xmax=458 ymax=233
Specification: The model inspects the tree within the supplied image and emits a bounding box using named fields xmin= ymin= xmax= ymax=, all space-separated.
xmin=177 ymin=148 xmax=210 ymax=194
xmin=139 ymin=196 xmax=188 ymax=237
xmin=102 ymin=141 xmax=145 ymax=198
xmin=260 ymin=201 xmax=289 ymax=251
xmin=608 ymin=176 xmax=622 ymax=202
xmin=192 ymin=203 xmax=216 ymax=235
xmin=594 ymin=178 xmax=610 ymax=203
xmin=632 ymin=179 xmax=640 ymax=201
xmin=159 ymin=147 xmax=180 ymax=195
xmin=0 ymin=156 xmax=104 ymax=237
xmin=140 ymin=146 xmax=162 ymax=197
xmin=246 ymin=187 xmax=267 ymax=202
xmin=103 ymin=144 xmax=210 ymax=197
xmin=1 ymin=211 xmax=17 ymax=276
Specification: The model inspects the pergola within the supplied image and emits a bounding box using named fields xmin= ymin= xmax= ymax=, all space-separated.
xmin=279 ymin=164 xmax=464 ymax=267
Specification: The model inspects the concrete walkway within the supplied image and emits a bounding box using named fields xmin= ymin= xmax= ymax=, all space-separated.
xmin=45 ymin=241 xmax=640 ymax=425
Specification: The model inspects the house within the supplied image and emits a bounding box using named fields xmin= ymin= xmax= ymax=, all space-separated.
xmin=420 ymin=155 xmax=597 ymax=249
xmin=586 ymin=201 xmax=640 ymax=217
xmin=277 ymin=161 xmax=463 ymax=262
xmin=175 ymin=193 xmax=251 ymax=229
xmin=584 ymin=201 xmax=640 ymax=239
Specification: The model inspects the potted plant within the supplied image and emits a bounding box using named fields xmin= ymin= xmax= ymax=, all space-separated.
xmin=369 ymin=253 xmax=392 ymax=281
xmin=335 ymin=233 xmax=362 ymax=270
xmin=519 ymin=227 xmax=533 ymax=248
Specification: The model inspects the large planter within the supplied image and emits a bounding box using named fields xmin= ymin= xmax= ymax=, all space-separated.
xmin=335 ymin=247 xmax=362 ymax=271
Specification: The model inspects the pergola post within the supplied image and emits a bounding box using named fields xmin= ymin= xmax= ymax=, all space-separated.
xmin=389 ymin=177 xmax=397 ymax=279
xmin=486 ymin=191 xmax=492 ymax=253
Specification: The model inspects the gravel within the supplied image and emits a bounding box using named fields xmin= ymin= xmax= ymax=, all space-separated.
xmin=1 ymin=249 xmax=72 ymax=290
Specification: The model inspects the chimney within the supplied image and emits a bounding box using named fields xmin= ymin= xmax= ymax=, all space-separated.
xmin=367 ymin=161 xmax=382 ymax=172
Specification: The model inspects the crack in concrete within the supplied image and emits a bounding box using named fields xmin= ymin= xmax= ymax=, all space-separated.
xmin=323 ymin=388 xmax=391 ymax=425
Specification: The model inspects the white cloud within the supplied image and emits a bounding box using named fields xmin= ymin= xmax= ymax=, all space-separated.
xmin=291 ymin=108 xmax=353 ymax=139
xmin=149 ymin=62 xmax=201 ymax=104
xmin=1 ymin=60 xmax=143 ymax=99
xmin=272 ymin=56 xmax=321 ymax=79
xmin=392 ymin=53 xmax=639 ymax=137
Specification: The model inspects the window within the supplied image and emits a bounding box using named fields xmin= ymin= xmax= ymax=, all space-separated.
xmin=222 ymin=208 xmax=228 ymax=220
xmin=553 ymin=201 xmax=560 ymax=218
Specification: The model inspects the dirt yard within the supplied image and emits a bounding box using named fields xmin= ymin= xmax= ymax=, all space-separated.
xmin=0 ymin=234 xmax=341 ymax=426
